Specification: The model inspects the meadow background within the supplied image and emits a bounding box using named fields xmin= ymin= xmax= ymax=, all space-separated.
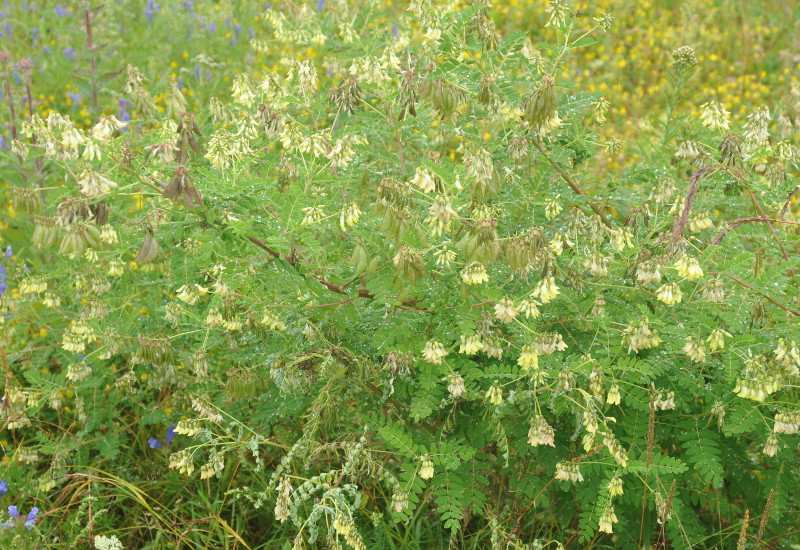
xmin=0 ymin=1 xmax=799 ymax=549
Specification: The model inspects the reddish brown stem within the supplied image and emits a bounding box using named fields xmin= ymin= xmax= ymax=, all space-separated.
xmin=709 ymin=271 xmax=800 ymax=317
xmin=533 ymin=139 xmax=611 ymax=227
xmin=25 ymin=81 xmax=46 ymax=197
xmin=747 ymin=190 xmax=788 ymax=260
xmin=712 ymin=217 xmax=800 ymax=246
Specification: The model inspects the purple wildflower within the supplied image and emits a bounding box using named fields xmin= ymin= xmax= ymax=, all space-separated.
xmin=42 ymin=45 xmax=51 ymax=54
xmin=2 ymin=506 xmax=39 ymax=530
xmin=209 ymin=21 xmax=216 ymax=34
xmin=317 ymin=0 xmax=325 ymax=10
xmin=63 ymin=47 xmax=76 ymax=61
xmin=55 ymin=5 xmax=64 ymax=17
xmin=144 ymin=0 xmax=159 ymax=22
xmin=0 ymin=481 xmax=7 ymax=497
xmin=24 ymin=508 xmax=38 ymax=530
xmin=4 ymin=246 xmax=10 ymax=257
xmin=118 ymin=98 xmax=130 ymax=122
xmin=392 ymin=24 xmax=399 ymax=37
xmin=149 ymin=426 xmax=177 ymax=449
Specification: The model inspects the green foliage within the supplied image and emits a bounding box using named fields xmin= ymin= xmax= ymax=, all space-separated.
xmin=0 ymin=0 xmax=799 ymax=549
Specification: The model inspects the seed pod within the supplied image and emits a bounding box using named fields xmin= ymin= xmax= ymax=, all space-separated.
xmin=478 ymin=75 xmax=494 ymax=106
xmin=522 ymin=74 xmax=560 ymax=135
xmin=174 ymin=112 xmax=203 ymax=164
xmin=134 ymin=337 xmax=174 ymax=367
xmin=392 ymin=245 xmax=425 ymax=284
xmin=12 ymin=187 xmax=41 ymax=215
xmin=425 ymin=78 xmax=460 ymax=118
xmin=134 ymin=231 xmax=160 ymax=263
xmin=59 ymin=222 xmax=99 ymax=256
xmin=329 ymin=73 xmax=363 ymax=115
xmin=224 ymin=368 xmax=261 ymax=400
xmin=163 ymin=166 xmax=204 ymax=210
xmin=350 ymin=242 xmax=368 ymax=275
xmin=32 ymin=217 xmax=59 ymax=248
xmin=719 ymin=133 xmax=743 ymax=166
xmin=459 ymin=217 xmax=500 ymax=264
xmin=90 ymin=202 xmax=109 ymax=226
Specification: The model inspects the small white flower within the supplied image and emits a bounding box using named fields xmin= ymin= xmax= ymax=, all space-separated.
xmin=422 ymin=341 xmax=448 ymax=364
xmin=494 ymin=298 xmax=518 ymax=323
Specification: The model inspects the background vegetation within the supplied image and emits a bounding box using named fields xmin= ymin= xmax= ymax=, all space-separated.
xmin=0 ymin=1 xmax=799 ymax=548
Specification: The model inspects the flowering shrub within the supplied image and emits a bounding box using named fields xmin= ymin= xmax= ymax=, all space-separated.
xmin=1 ymin=1 xmax=800 ymax=549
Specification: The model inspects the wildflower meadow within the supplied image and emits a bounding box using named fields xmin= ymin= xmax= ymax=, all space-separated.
xmin=1 ymin=1 xmax=800 ymax=548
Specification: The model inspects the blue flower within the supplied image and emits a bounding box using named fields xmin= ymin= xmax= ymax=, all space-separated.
xmin=4 ymin=247 xmax=11 ymax=258
xmin=144 ymin=0 xmax=159 ymax=22
xmin=2 ymin=505 xmax=38 ymax=529
xmin=0 ymin=481 xmax=7 ymax=497
xmin=149 ymin=425 xmax=177 ymax=449
xmin=118 ymin=98 xmax=131 ymax=122
xmin=24 ymin=508 xmax=38 ymax=530
xmin=317 ymin=0 xmax=325 ymax=10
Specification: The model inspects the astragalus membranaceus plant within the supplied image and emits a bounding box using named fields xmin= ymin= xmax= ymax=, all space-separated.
xmin=1 ymin=0 xmax=799 ymax=548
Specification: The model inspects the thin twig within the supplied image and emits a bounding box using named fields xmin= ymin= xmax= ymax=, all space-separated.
xmin=673 ymin=165 xmax=715 ymax=241
xmin=709 ymin=271 xmax=800 ymax=317
xmin=532 ymin=139 xmax=612 ymax=227
xmin=748 ymin=190 xmax=788 ymax=259
xmin=779 ymin=186 xmax=799 ymax=218
xmin=711 ymin=217 xmax=800 ymax=246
